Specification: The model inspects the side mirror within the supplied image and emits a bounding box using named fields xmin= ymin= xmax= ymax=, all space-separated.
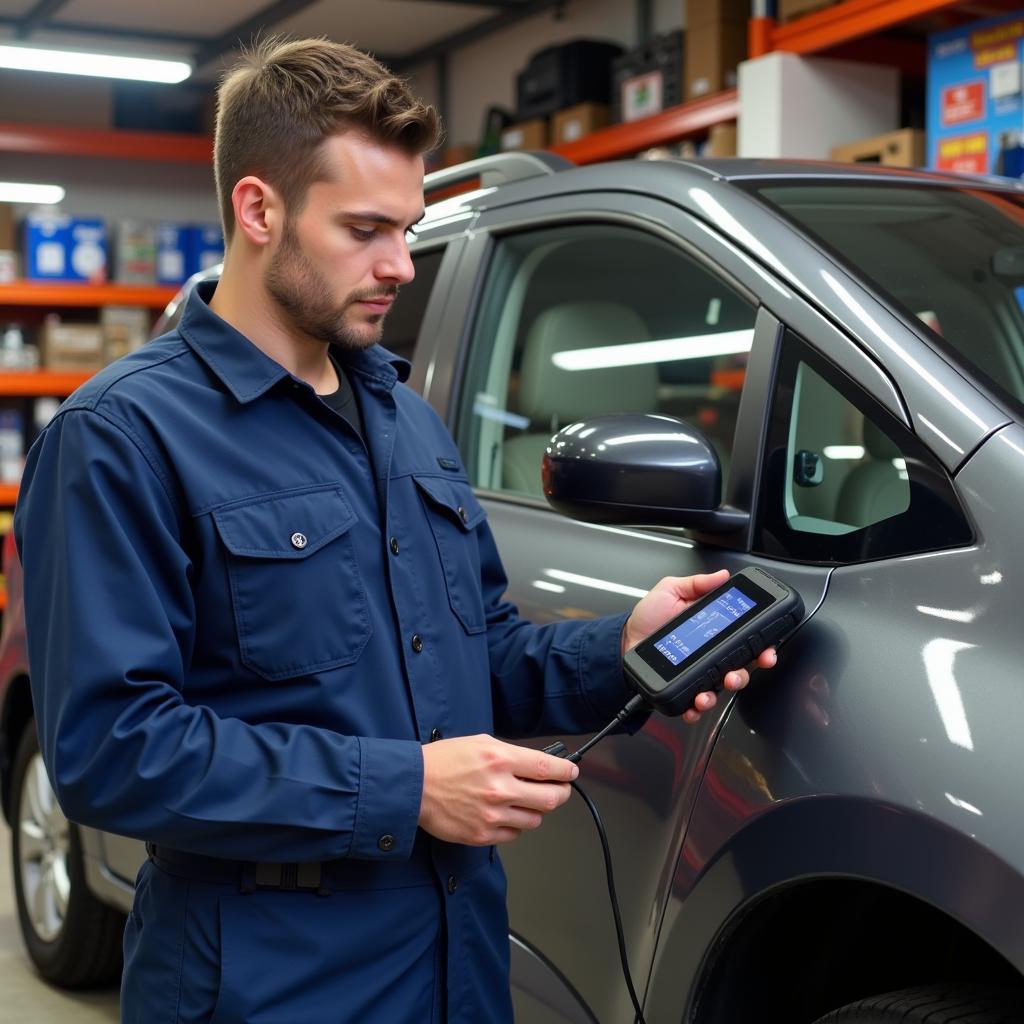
xmin=541 ymin=414 xmax=748 ymax=531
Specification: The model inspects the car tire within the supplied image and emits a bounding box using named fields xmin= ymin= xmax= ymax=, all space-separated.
xmin=813 ymin=984 xmax=1024 ymax=1023
xmin=10 ymin=719 xmax=124 ymax=988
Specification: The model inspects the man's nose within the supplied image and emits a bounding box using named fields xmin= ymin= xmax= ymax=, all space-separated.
xmin=376 ymin=237 xmax=415 ymax=285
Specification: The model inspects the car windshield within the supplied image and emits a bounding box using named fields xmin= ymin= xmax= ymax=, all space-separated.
xmin=750 ymin=182 xmax=1024 ymax=412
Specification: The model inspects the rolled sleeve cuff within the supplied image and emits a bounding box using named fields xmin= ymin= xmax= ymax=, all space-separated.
xmin=348 ymin=737 xmax=424 ymax=860
xmin=578 ymin=611 xmax=646 ymax=731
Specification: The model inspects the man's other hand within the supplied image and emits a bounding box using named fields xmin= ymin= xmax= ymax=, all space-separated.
xmin=419 ymin=735 xmax=577 ymax=846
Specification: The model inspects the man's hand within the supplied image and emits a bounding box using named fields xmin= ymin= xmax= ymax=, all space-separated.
xmin=419 ymin=735 xmax=577 ymax=846
xmin=623 ymin=569 xmax=778 ymax=724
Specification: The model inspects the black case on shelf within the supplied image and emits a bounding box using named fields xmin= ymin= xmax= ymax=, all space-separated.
xmin=611 ymin=30 xmax=684 ymax=123
xmin=515 ymin=39 xmax=624 ymax=121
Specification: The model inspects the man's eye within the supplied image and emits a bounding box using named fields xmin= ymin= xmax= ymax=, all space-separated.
xmin=351 ymin=227 xmax=376 ymax=241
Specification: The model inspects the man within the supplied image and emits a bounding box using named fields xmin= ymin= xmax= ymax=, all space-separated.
xmin=14 ymin=38 xmax=775 ymax=1022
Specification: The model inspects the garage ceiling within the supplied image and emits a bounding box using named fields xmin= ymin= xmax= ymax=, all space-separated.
xmin=0 ymin=0 xmax=553 ymax=77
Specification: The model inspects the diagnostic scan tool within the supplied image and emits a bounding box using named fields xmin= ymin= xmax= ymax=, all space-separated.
xmin=624 ymin=566 xmax=804 ymax=717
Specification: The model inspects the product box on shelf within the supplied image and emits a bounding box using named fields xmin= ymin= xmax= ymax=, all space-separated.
xmin=705 ymin=121 xmax=739 ymax=157
xmin=40 ymin=317 xmax=105 ymax=371
xmin=831 ymin=128 xmax=925 ymax=167
xmin=778 ymin=0 xmax=841 ymax=22
xmin=612 ymin=31 xmax=683 ymax=123
xmin=500 ymin=118 xmax=549 ymax=151
xmin=928 ymin=11 xmax=1024 ymax=177
xmin=0 ymin=408 xmax=23 ymax=485
xmin=686 ymin=0 xmax=748 ymax=100
xmin=112 ymin=220 xmax=157 ymax=283
xmin=101 ymin=306 xmax=150 ymax=363
xmin=552 ymin=102 xmax=610 ymax=144
xmin=189 ymin=224 xmax=224 ymax=277
xmin=24 ymin=215 xmax=107 ymax=283
xmin=155 ymin=224 xmax=190 ymax=285
xmin=0 ymin=206 xmax=17 ymax=283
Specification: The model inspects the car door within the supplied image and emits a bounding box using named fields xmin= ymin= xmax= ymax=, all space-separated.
xmin=422 ymin=190 xmax=839 ymax=1023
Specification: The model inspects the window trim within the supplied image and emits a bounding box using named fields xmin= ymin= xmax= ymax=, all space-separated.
xmin=753 ymin=331 xmax=975 ymax=565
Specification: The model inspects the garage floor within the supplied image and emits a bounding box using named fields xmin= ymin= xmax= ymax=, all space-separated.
xmin=0 ymin=820 xmax=119 ymax=1022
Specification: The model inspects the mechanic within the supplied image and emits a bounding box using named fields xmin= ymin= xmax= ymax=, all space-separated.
xmin=14 ymin=37 xmax=776 ymax=1023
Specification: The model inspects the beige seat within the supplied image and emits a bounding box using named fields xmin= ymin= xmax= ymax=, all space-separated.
xmin=502 ymin=302 xmax=658 ymax=496
xmin=835 ymin=419 xmax=910 ymax=528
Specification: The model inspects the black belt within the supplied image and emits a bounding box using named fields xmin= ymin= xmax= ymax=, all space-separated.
xmin=148 ymin=843 xmax=329 ymax=894
xmin=146 ymin=841 xmax=438 ymax=894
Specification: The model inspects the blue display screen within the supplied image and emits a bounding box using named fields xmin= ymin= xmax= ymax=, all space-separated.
xmin=653 ymin=586 xmax=758 ymax=667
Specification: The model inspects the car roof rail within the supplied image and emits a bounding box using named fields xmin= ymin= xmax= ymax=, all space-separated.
xmin=424 ymin=151 xmax=571 ymax=196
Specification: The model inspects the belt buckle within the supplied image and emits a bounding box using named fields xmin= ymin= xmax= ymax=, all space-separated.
xmin=254 ymin=862 xmax=325 ymax=893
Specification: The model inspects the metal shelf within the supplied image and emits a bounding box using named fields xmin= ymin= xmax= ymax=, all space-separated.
xmin=0 ymin=371 xmax=95 ymax=396
xmin=0 ymin=122 xmax=212 ymax=163
xmin=0 ymin=282 xmax=176 ymax=308
xmin=551 ymin=89 xmax=739 ymax=164
xmin=751 ymin=0 xmax=967 ymax=58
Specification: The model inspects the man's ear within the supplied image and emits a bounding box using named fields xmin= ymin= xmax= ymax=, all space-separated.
xmin=231 ymin=176 xmax=281 ymax=248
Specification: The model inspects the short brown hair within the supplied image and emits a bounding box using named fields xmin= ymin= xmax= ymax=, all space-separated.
xmin=214 ymin=37 xmax=441 ymax=240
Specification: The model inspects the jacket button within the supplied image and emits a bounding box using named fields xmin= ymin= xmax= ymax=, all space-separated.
xmin=457 ymin=506 xmax=468 ymax=523
xmin=290 ymin=532 xmax=308 ymax=550
xmin=430 ymin=728 xmax=442 ymax=742
xmin=447 ymin=875 xmax=458 ymax=894
xmin=378 ymin=834 xmax=395 ymax=852
xmin=389 ymin=536 xmax=400 ymax=555
xmin=411 ymin=634 xmax=424 ymax=653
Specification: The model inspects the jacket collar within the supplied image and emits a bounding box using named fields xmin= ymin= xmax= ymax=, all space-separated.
xmin=179 ymin=280 xmax=411 ymax=404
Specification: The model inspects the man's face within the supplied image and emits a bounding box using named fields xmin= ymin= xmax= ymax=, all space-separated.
xmin=264 ymin=132 xmax=424 ymax=350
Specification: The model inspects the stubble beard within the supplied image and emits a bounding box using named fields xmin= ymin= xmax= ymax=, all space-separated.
xmin=265 ymin=219 xmax=397 ymax=351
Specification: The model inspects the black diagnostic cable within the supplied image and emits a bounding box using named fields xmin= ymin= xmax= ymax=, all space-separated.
xmin=544 ymin=694 xmax=649 ymax=1024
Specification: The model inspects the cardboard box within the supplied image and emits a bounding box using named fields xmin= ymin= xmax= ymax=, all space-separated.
xmin=0 ymin=70 xmax=111 ymax=128
xmin=500 ymin=118 xmax=548 ymax=151
xmin=0 ymin=205 xmax=15 ymax=251
xmin=442 ymin=145 xmax=479 ymax=167
xmin=705 ymin=121 xmax=738 ymax=157
xmin=831 ymin=128 xmax=925 ymax=167
xmin=25 ymin=215 xmax=107 ymax=283
xmin=41 ymin=319 xmax=105 ymax=371
xmin=927 ymin=11 xmax=1024 ymax=177
xmin=686 ymin=18 xmax=747 ymax=100
xmin=101 ymin=306 xmax=150 ymax=363
xmin=112 ymin=220 xmax=157 ymax=284
xmin=552 ymin=103 xmax=610 ymax=144
xmin=778 ymin=0 xmax=841 ymax=22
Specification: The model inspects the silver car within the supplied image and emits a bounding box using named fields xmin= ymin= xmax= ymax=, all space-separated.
xmin=3 ymin=154 xmax=1024 ymax=1022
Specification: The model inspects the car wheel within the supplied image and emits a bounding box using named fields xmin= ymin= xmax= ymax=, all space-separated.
xmin=813 ymin=984 xmax=1024 ymax=1023
xmin=10 ymin=720 xmax=124 ymax=987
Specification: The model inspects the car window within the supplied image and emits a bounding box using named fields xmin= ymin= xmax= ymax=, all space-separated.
xmin=378 ymin=246 xmax=445 ymax=364
xmin=748 ymin=182 xmax=1024 ymax=414
xmin=755 ymin=332 xmax=973 ymax=564
xmin=454 ymin=223 xmax=757 ymax=497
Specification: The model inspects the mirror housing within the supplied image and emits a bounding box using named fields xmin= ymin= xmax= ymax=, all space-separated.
xmin=541 ymin=414 xmax=748 ymax=531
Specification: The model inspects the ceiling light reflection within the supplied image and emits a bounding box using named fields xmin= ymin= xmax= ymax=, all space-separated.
xmin=544 ymin=568 xmax=648 ymax=599
xmin=551 ymin=329 xmax=753 ymax=371
xmin=922 ymin=638 xmax=975 ymax=751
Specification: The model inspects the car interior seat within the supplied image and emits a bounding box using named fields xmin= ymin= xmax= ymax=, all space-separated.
xmin=835 ymin=418 xmax=910 ymax=528
xmin=501 ymin=301 xmax=659 ymax=496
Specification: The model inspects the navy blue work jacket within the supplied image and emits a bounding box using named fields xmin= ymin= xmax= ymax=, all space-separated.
xmin=15 ymin=282 xmax=632 ymax=1022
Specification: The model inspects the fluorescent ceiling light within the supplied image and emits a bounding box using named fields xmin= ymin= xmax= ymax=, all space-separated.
xmin=0 ymin=43 xmax=190 ymax=83
xmin=0 ymin=182 xmax=64 ymax=204
xmin=551 ymin=329 xmax=754 ymax=371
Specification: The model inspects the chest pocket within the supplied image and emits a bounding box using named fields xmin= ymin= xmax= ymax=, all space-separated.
xmin=413 ymin=475 xmax=487 ymax=635
xmin=212 ymin=486 xmax=371 ymax=681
